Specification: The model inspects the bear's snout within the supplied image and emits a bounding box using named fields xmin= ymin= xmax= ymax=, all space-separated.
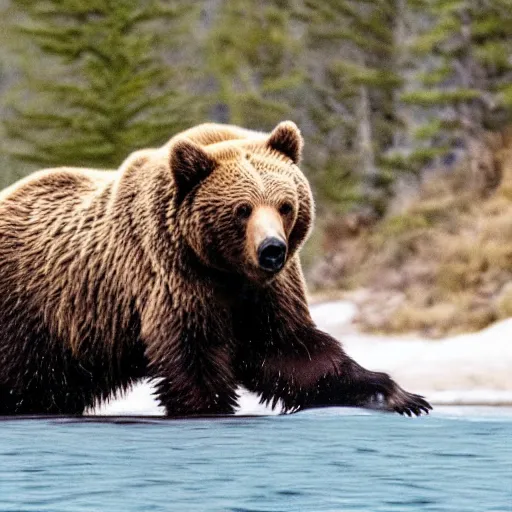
xmin=258 ymin=237 xmax=287 ymax=272
xmin=246 ymin=205 xmax=287 ymax=274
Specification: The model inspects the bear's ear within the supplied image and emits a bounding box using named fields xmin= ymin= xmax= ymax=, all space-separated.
xmin=267 ymin=121 xmax=303 ymax=164
xmin=170 ymin=138 xmax=216 ymax=204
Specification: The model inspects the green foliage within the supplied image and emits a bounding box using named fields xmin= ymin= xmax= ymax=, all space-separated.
xmin=405 ymin=0 xmax=512 ymax=175
xmin=402 ymin=89 xmax=482 ymax=105
xmin=0 ymin=154 xmax=37 ymax=190
xmin=205 ymin=0 xmax=303 ymax=128
xmin=315 ymin=155 xmax=363 ymax=213
xmin=4 ymin=0 xmax=199 ymax=167
xmin=301 ymin=0 xmax=406 ymax=213
xmin=1 ymin=0 xmax=512 ymax=218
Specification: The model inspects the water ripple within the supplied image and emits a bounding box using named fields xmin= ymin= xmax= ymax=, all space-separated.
xmin=0 ymin=411 xmax=511 ymax=512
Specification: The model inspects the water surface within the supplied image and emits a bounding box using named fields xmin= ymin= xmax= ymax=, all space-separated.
xmin=1 ymin=408 xmax=511 ymax=512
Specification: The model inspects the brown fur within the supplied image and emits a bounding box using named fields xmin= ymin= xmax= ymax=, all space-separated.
xmin=0 ymin=121 xmax=431 ymax=416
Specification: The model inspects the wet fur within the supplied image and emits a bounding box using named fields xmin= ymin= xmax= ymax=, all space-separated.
xmin=0 ymin=122 xmax=431 ymax=416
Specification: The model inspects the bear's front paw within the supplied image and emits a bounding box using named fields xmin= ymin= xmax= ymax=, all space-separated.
xmin=365 ymin=376 xmax=432 ymax=416
xmin=385 ymin=385 xmax=432 ymax=417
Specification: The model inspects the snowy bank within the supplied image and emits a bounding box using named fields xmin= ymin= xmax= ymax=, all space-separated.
xmin=87 ymin=301 xmax=512 ymax=415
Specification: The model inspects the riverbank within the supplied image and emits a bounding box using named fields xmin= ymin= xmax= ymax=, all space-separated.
xmin=313 ymin=301 xmax=512 ymax=403
xmin=307 ymin=147 xmax=512 ymax=338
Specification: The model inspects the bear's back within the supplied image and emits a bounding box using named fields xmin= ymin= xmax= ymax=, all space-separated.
xmin=0 ymin=167 xmax=116 ymax=230
xmin=0 ymin=167 xmax=115 ymax=203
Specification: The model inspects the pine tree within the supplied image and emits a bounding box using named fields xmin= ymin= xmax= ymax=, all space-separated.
xmin=4 ymin=0 xmax=198 ymax=168
xmin=403 ymin=0 xmax=512 ymax=192
xmin=204 ymin=0 xmax=304 ymax=129
xmin=301 ymin=0 xmax=404 ymax=214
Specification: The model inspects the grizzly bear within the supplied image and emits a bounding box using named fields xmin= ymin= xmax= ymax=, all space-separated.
xmin=0 ymin=121 xmax=431 ymax=417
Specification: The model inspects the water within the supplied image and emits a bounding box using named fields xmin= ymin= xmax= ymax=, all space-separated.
xmin=1 ymin=408 xmax=511 ymax=512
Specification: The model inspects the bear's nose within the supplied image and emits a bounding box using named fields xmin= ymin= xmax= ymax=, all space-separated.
xmin=257 ymin=237 xmax=287 ymax=272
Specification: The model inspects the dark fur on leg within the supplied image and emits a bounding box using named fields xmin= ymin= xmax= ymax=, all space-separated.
xmin=144 ymin=303 xmax=239 ymax=416
xmin=233 ymin=260 xmax=432 ymax=417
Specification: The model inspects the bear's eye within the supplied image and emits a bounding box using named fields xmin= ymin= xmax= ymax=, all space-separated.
xmin=236 ymin=203 xmax=253 ymax=219
xmin=279 ymin=202 xmax=293 ymax=216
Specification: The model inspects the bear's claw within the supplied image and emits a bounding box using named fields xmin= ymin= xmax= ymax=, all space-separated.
xmin=390 ymin=389 xmax=433 ymax=417
xmin=365 ymin=375 xmax=433 ymax=416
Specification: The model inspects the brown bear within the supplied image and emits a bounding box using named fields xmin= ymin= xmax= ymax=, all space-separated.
xmin=0 ymin=121 xmax=431 ymax=416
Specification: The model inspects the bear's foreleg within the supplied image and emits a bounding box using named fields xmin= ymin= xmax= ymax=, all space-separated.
xmin=234 ymin=259 xmax=432 ymax=416
xmin=143 ymin=308 xmax=239 ymax=417
xmin=238 ymin=326 xmax=431 ymax=416
xmin=149 ymin=350 xmax=239 ymax=417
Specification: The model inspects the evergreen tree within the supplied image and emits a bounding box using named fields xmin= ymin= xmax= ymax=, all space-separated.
xmin=301 ymin=0 xmax=404 ymax=214
xmin=2 ymin=0 xmax=511 ymax=214
xmin=403 ymin=0 xmax=512 ymax=191
xmin=204 ymin=0 xmax=304 ymax=129
xmin=4 ymin=0 xmax=198 ymax=168
xmin=0 ymin=0 xmax=39 ymax=188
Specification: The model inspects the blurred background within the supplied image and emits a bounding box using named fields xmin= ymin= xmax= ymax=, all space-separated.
xmin=1 ymin=0 xmax=512 ymax=351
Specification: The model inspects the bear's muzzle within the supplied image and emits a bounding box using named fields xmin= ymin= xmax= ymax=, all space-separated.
xmin=258 ymin=237 xmax=287 ymax=272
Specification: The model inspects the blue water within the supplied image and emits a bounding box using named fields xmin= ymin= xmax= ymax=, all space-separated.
xmin=1 ymin=408 xmax=511 ymax=512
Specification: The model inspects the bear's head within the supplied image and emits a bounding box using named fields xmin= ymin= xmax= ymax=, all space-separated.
xmin=169 ymin=121 xmax=314 ymax=284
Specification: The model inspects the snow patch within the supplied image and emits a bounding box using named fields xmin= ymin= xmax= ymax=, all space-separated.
xmin=309 ymin=300 xmax=358 ymax=329
xmin=88 ymin=381 xmax=165 ymax=416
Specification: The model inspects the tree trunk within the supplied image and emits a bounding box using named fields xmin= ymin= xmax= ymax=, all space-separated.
xmin=357 ymin=85 xmax=378 ymax=202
